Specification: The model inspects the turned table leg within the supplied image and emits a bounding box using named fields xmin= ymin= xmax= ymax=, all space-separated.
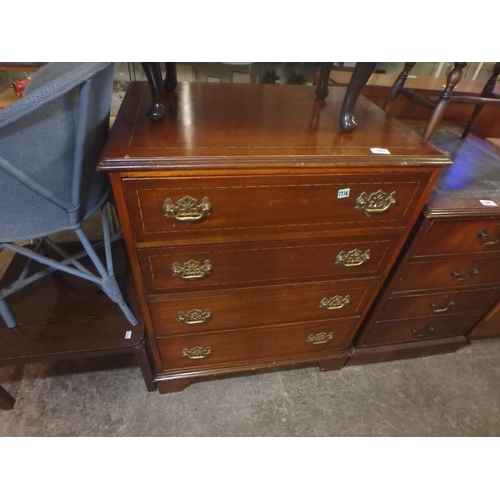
xmin=340 ymin=62 xmax=378 ymax=132
xmin=383 ymin=62 xmax=416 ymax=112
xmin=462 ymin=62 xmax=500 ymax=139
xmin=0 ymin=385 xmax=15 ymax=410
xmin=141 ymin=62 xmax=167 ymax=122
xmin=423 ymin=62 xmax=467 ymax=141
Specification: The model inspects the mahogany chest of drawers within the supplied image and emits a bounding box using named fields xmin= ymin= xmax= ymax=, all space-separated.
xmin=99 ymin=82 xmax=448 ymax=393
xmin=350 ymin=125 xmax=500 ymax=364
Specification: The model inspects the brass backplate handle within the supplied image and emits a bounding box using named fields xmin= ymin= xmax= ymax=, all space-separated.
xmin=477 ymin=229 xmax=500 ymax=246
xmin=336 ymin=249 xmax=370 ymax=267
xmin=178 ymin=309 xmax=212 ymax=325
xmin=306 ymin=332 xmax=334 ymax=344
xmin=163 ymin=195 xmax=212 ymax=224
xmin=172 ymin=259 xmax=212 ymax=280
xmin=181 ymin=346 xmax=211 ymax=359
xmin=450 ymin=268 xmax=479 ymax=281
xmin=429 ymin=300 xmax=455 ymax=313
xmin=356 ymin=190 xmax=396 ymax=215
xmin=319 ymin=295 xmax=351 ymax=310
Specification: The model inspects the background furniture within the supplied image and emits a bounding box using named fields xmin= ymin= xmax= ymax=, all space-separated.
xmin=383 ymin=63 xmax=500 ymax=141
xmin=141 ymin=62 xmax=378 ymax=133
xmin=0 ymin=240 xmax=155 ymax=411
xmin=99 ymin=81 xmax=448 ymax=393
xmin=350 ymin=124 xmax=500 ymax=364
xmin=0 ymin=62 xmax=137 ymax=328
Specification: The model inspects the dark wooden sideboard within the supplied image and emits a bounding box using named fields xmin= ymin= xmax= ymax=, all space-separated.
xmin=350 ymin=125 xmax=500 ymax=364
xmin=98 ymin=81 xmax=449 ymax=393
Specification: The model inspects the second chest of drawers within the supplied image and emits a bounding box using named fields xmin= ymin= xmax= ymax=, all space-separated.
xmin=350 ymin=126 xmax=500 ymax=365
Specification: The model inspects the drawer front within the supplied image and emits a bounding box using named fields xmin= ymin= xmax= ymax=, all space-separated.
xmin=377 ymin=287 xmax=500 ymax=321
xmin=123 ymin=172 xmax=431 ymax=244
xmin=394 ymin=255 xmax=500 ymax=293
xmin=149 ymin=279 xmax=378 ymax=336
xmin=138 ymin=235 xmax=399 ymax=293
xmin=157 ymin=318 xmax=357 ymax=370
xmin=415 ymin=219 xmax=500 ymax=257
xmin=362 ymin=314 xmax=481 ymax=347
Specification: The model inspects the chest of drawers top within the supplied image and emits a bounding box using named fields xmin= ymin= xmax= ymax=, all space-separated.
xmin=421 ymin=125 xmax=500 ymax=218
xmin=99 ymin=82 xmax=450 ymax=172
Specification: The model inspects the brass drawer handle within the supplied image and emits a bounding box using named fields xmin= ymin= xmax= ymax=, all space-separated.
xmin=429 ymin=300 xmax=455 ymax=313
xmin=477 ymin=229 xmax=500 ymax=246
xmin=178 ymin=308 xmax=212 ymax=325
xmin=181 ymin=346 xmax=211 ymax=359
xmin=163 ymin=195 xmax=212 ymax=224
xmin=336 ymin=249 xmax=370 ymax=267
xmin=172 ymin=259 xmax=212 ymax=280
xmin=410 ymin=326 xmax=434 ymax=339
xmin=356 ymin=190 xmax=396 ymax=215
xmin=307 ymin=332 xmax=334 ymax=344
xmin=319 ymin=295 xmax=351 ymax=310
xmin=450 ymin=268 xmax=479 ymax=281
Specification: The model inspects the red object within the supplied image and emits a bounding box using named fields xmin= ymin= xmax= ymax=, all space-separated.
xmin=12 ymin=76 xmax=31 ymax=97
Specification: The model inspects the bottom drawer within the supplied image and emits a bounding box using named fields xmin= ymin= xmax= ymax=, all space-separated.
xmin=362 ymin=314 xmax=481 ymax=348
xmin=157 ymin=317 xmax=357 ymax=371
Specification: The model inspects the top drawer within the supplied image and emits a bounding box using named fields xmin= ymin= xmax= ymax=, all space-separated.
xmin=415 ymin=218 xmax=500 ymax=257
xmin=122 ymin=172 xmax=431 ymax=245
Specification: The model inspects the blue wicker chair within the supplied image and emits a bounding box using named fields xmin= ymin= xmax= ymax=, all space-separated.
xmin=0 ymin=62 xmax=137 ymax=327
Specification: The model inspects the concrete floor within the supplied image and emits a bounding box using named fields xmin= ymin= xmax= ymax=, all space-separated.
xmin=1 ymin=339 xmax=499 ymax=436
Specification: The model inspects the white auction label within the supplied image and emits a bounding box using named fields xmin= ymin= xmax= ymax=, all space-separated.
xmin=480 ymin=200 xmax=498 ymax=206
xmin=370 ymin=148 xmax=391 ymax=155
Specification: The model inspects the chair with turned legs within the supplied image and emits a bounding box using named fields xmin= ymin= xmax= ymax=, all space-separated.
xmin=383 ymin=62 xmax=500 ymax=141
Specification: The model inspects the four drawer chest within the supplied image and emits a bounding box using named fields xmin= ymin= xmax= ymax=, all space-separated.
xmin=99 ymin=82 xmax=449 ymax=393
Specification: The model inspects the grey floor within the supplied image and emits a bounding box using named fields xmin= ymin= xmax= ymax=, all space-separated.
xmin=1 ymin=338 xmax=499 ymax=436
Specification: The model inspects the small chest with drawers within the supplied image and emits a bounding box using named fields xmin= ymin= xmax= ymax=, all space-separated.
xmin=99 ymin=82 xmax=447 ymax=392
xmin=350 ymin=126 xmax=500 ymax=364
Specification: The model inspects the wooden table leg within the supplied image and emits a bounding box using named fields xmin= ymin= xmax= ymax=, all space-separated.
xmin=340 ymin=62 xmax=377 ymax=132
xmin=0 ymin=385 xmax=15 ymax=410
xmin=383 ymin=62 xmax=416 ymax=112
xmin=141 ymin=62 xmax=167 ymax=122
xmin=423 ymin=62 xmax=467 ymax=141
xmin=462 ymin=62 xmax=500 ymax=139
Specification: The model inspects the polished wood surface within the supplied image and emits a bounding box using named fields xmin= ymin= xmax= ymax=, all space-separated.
xmin=137 ymin=235 xmax=399 ymax=293
xmin=362 ymin=313 xmax=481 ymax=347
xmin=157 ymin=317 xmax=358 ymax=370
xmin=468 ymin=300 xmax=500 ymax=340
xmin=100 ymin=82 xmax=450 ymax=170
xmin=351 ymin=126 xmax=500 ymax=363
xmin=393 ymin=255 xmax=500 ymax=292
xmin=122 ymin=171 xmax=433 ymax=246
xmin=149 ymin=278 xmax=378 ymax=336
xmin=0 ymin=241 xmax=156 ymax=406
xmin=414 ymin=218 xmax=500 ymax=256
xmin=377 ymin=286 xmax=500 ymax=321
xmin=101 ymin=82 xmax=447 ymax=391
